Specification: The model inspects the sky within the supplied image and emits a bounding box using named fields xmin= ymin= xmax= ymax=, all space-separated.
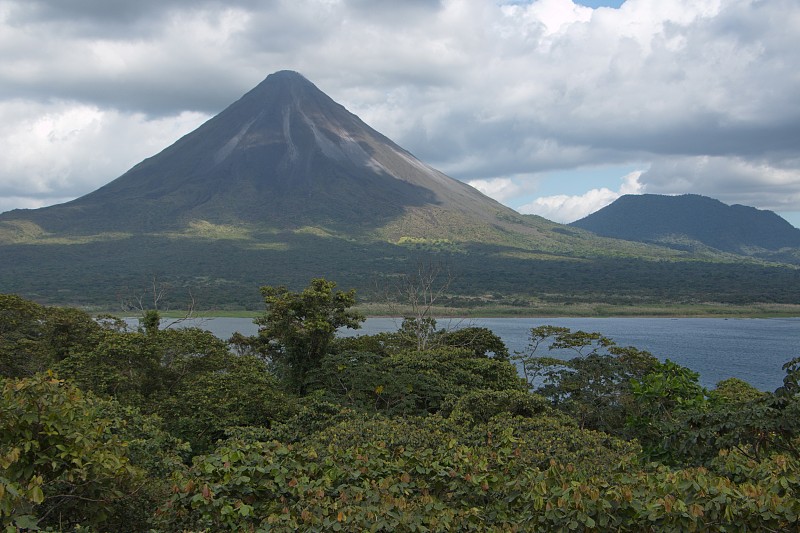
xmin=1 ymin=0 xmax=799 ymax=227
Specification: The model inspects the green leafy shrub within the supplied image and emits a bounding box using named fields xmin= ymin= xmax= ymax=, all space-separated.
xmin=156 ymin=417 xmax=799 ymax=532
xmin=444 ymin=389 xmax=550 ymax=425
xmin=0 ymin=374 xmax=141 ymax=531
xmin=159 ymin=354 xmax=297 ymax=452
xmin=0 ymin=296 xmax=100 ymax=379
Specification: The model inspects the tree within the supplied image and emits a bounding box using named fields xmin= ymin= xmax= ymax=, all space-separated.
xmin=439 ymin=327 xmax=509 ymax=359
xmin=381 ymin=259 xmax=454 ymax=351
xmin=1 ymin=295 xmax=51 ymax=378
xmin=159 ymin=354 xmax=297 ymax=452
xmin=386 ymin=346 xmax=528 ymax=414
xmin=513 ymin=326 xmax=659 ymax=434
xmin=0 ymin=295 xmax=101 ymax=379
xmin=627 ymin=360 xmax=709 ymax=462
xmin=306 ymin=350 xmax=425 ymax=415
xmin=55 ymin=328 xmax=165 ymax=408
xmin=0 ymin=373 xmax=142 ymax=531
xmin=118 ymin=275 xmax=197 ymax=334
xmin=709 ymin=377 xmax=765 ymax=405
xmin=255 ymin=278 xmax=364 ymax=393
xmin=636 ymin=361 xmax=800 ymax=466
xmin=512 ymin=325 xmax=570 ymax=387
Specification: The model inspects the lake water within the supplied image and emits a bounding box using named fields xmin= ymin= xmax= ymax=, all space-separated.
xmin=146 ymin=316 xmax=800 ymax=392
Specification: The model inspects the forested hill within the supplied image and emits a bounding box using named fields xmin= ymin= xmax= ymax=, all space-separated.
xmin=570 ymin=194 xmax=800 ymax=255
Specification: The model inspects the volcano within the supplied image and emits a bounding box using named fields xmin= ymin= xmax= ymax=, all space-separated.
xmin=1 ymin=70 xmax=522 ymax=238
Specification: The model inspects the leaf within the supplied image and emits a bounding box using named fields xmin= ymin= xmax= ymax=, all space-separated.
xmin=14 ymin=515 xmax=40 ymax=530
xmin=30 ymin=485 xmax=45 ymax=504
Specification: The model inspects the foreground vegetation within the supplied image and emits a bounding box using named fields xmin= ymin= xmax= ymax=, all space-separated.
xmin=2 ymin=281 xmax=799 ymax=531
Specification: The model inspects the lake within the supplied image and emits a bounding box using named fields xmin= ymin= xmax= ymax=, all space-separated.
xmin=144 ymin=316 xmax=800 ymax=392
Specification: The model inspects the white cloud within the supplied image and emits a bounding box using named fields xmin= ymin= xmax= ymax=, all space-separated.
xmin=0 ymin=195 xmax=73 ymax=214
xmin=640 ymin=156 xmax=800 ymax=212
xmin=0 ymin=99 xmax=208 ymax=202
xmin=467 ymin=177 xmax=524 ymax=203
xmin=0 ymin=0 xmax=799 ymax=215
xmin=519 ymin=171 xmax=644 ymax=222
xmin=502 ymin=0 xmax=592 ymax=40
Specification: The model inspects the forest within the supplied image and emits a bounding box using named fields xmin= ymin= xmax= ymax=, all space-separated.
xmin=1 ymin=279 xmax=799 ymax=531
xmin=4 ymin=233 xmax=800 ymax=311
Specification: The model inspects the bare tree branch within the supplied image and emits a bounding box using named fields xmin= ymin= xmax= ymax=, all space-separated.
xmin=117 ymin=275 xmax=199 ymax=331
xmin=380 ymin=257 xmax=462 ymax=351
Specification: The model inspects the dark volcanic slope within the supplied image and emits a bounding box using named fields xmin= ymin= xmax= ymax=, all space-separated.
xmin=571 ymin=194 xmax=800 ymax=254
xmin=1 ymin=71 xmax=513 ymax=234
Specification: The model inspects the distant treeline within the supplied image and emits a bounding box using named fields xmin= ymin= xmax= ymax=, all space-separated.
xmin=1 ymin=235 xmax=799 ymax=310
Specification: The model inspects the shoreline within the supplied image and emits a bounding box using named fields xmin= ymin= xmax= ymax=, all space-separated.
xmin=124 ymin=302 xmax=800 ymax=320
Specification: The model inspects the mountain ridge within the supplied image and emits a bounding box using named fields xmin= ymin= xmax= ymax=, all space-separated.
xmin=570 ymin=193 xmax=800 ymax=256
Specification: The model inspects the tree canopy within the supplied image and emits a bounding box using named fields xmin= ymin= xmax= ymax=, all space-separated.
xmin=254 ymin=278 xmax=364 ymax=392
xmin=1 ymin=286 xmax=799 ymax=531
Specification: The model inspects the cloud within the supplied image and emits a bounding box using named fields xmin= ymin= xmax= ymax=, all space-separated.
xmin=640 ymin=156 xmax=800 ymax=212
xmin=0 ymin=0 xmax=799 ymax=216
xmin=518 ymin=171 xmax=644 ymax=222
xmin=467 ymin=177 xmax=526 ymax=203
xmin=0 ymin=99 xmax=208 ymax=204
